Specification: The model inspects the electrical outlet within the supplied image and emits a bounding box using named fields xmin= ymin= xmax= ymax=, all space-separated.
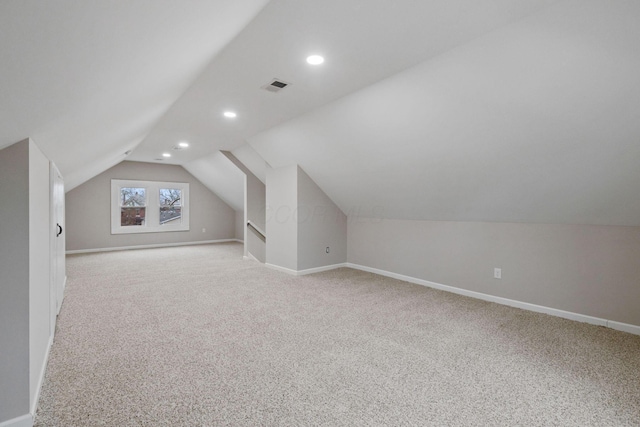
xmin=202 ymin=228 xmax=206 ymax=233
xmin=326 ymin=247 xmax=330 ymax=254
xmin=494 ymin=268 xmax=502 ymax=279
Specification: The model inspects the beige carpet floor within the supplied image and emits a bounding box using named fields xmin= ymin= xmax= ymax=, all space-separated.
xmin=35 ymin=242 xmax=640 ymax=426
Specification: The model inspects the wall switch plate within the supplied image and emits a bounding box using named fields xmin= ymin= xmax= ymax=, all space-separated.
xmin=202 ymin=228 xmax=206 ymax=233
xmin=494 ymin=268 xmax=502 ymax=279
xmin=326 ymin=247 xmax=330 ymax=254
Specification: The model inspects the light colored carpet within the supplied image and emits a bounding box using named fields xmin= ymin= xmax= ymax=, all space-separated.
xmin=35 ymin=242 xmax=640 ymax=426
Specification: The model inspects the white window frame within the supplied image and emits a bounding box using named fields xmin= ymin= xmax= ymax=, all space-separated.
xmin=111 ymin=179 xmax=190 ymax=234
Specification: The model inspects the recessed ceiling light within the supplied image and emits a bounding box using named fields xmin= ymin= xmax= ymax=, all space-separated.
xmin=223 ymin=111 xmax=237 ymax=118
xmin=178 ymin=141 xmax=189 ymax=148
xmin=306 ymin=55 xmax=324 ymax=65
xmin=162 ymin=153 xmax=171 ymax=157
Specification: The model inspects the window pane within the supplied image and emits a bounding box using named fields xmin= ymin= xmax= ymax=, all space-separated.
xmin=121 ymin=207 xmax=146 ymax=226
xmin=159 ymin=188 xmax=182 ymax=225
xmin=160 ymin=206 xmax=182 ymax=224
xmin=120 ymin=188 xmax=146 ymax=207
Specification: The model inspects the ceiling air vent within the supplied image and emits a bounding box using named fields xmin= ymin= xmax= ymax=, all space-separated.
xmin=262 ymin=78 xmax=290 ymax=93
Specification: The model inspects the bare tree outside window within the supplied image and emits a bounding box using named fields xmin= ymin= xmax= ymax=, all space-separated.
xmin=159 ymin=188 xmax=182 ymax=225
xmin=120 ymin=187 xmax=146 ymax=226
xmin=111 ymin=180 xmax=189 ymax=234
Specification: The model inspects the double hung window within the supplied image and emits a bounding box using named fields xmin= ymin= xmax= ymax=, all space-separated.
xmin=111 ymin=179 xmax=189 ymax=234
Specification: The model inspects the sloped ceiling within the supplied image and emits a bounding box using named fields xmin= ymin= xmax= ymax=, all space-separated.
xmin=2 ymin=1 xmax=639 ymax=226
xmin=128 ymin=0 xmax=559 ymax=165
xmin=0 ymin=0 xmax=269 ymax=190
xmin=249 ymin=0 xmax=640 ymax=226
xmin=182 ymin=152 xmax=244 ymax=211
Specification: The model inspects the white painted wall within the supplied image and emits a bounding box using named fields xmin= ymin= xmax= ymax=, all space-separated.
xmin=247 ymin=228 xmax=265 ymax=262
xmin=183 ymin=151 xmax=244 ymax=211
xmin=65 ymin=161 xmax=236 ymax=251
xmin=348 ymin=218 xmax=640 ymax=327
xmin=246 ymin=171 xmax=266 ymax=262
xmin=0 ymin=140 xmax=31 ymax=423
xmin=232 ymin=144 xmax=267 ymax=184
xmin=0 ymin=139 xmax=57 ymax=425
xmin=28 ymin=140 xmax=51 ymax=412
xmin=266 ymin=165 xmax=347 ymax=272
xmin=235 ymin=210 xmax=244 ymax=241
xmin=222 ymin=151 xmax=266 ymax=262
xmin=266 ymin=165 xmax=298 ymax=271
xmin=297 ymin=167 xmax=347 ymax=270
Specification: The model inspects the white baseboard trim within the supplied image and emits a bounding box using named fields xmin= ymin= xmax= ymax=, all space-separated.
xmin=607 ymin=320 xmax=640 ymax=335
xmin=265 ymin=263 xmax=298 ymax=275
xmin=346 ymin=263 xmax=640 ymax=336
xmin=297 ymin=263 xmax=348 ymax=276
xmin=30 ymin=334 xmax=54 ymax=417
xmin=244 ymin=252 xmax=260 ymax=262
xmin=66 ymin=239 xmax=243 ymax=255
xmin=0 ymin=414 xmax=32 ymax=427
xmin=265 ymin=262 xmax=347 ymax=276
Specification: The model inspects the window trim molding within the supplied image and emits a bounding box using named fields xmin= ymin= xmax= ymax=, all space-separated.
xmin=111 ymin=179 xmax=190 ymax=235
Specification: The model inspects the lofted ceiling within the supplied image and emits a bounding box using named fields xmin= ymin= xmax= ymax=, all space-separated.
xmin=2 ymin=0 xmax=639 ymax=226
xmin=250 ymin=0 xmax=640 ymax=226
xmin=129 ymin=0 xmax=560 ymax=165
xmin=0 ymin=0 xmax=270 ymax=189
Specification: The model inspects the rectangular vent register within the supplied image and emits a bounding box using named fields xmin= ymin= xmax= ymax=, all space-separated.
xmin=262 ymin=78 xmax=290 ymax=93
